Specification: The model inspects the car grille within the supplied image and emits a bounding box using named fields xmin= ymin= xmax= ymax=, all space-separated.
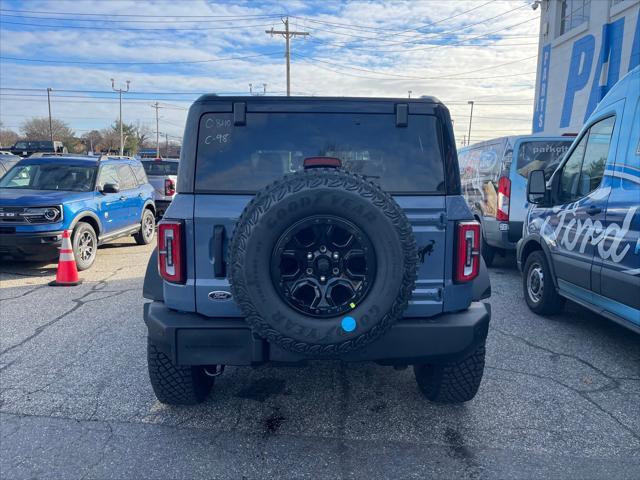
xmin=0 ymin=207 xmax=28 ymax=223
xmin=0 ymin=206 xmax=58 ymax=224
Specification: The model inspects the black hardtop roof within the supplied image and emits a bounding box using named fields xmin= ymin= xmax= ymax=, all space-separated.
xmin=194 ymin=95 xmax=442 ymax=104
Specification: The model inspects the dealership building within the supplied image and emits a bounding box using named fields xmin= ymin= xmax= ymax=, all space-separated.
xmin=532 ymin=0 xmax=639 ymax=135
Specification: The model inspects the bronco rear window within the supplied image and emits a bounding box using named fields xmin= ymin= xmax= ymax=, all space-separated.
xmin=195 ymin=112 xmax=445 ymax=194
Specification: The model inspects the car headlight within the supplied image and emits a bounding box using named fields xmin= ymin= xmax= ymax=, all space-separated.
xmin=22 ymin=206 xmax=62 ymax=223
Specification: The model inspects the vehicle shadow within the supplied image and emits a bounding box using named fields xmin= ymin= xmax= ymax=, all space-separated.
xmin=0 ymin=259 xmax=57 ymax=277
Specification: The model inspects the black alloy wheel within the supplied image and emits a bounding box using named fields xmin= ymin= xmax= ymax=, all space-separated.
xmin=270 ymin=215 xmax=376 ymax=318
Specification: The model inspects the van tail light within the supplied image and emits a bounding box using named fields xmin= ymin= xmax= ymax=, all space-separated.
xmin=496 ymin=176 xmax=511 ymax=221
xmin=455 ymin=221 xmax=480 ymax=283
xmin=164 ymin=178 xmax=176 ymax=196
xmin=158 ymin=220 xmax=185 ymax=284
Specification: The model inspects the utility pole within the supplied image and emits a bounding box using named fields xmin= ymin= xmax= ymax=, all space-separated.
xmin=266 ymin=17 xmax=309 ymax=96
xmin=111 ymin=78 xmax=130 ymax=156
xmin=467 ymin=101 xmax=474 ymax=147
xmin=165 ymin=132 xmax=169 ymax=157
xmin=46 ymin=88 xmax=54 ymax=143
xmin=151 ymin=102 xmax=162 ymax=158
xmin=408 ymin=90 xmax=412 ymax=98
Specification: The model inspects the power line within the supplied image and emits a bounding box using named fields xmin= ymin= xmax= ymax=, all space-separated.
xmin=0 ymin=19 xmax=280 ymax=31
xmin=0 ymin=12 xmax=284 ymax=23
xmin=293 ymin=54 xmax=536 ymax=82
xmin=0 ymin=8 xmax=285 ymax=18
xmin=289 ymin=1 xmax=498 ymax=36
xmin=0 ymin=93 xmax=533 ymax=106
xmin=0 ymin=51 xmax=282 ymax=65
xmin=292 ymin=2 xmax=531 ymax=49
xmin=0 ymin=51 xmax=536 ymax=86
xmin=332 ymin=16 xmax=539 ymax=54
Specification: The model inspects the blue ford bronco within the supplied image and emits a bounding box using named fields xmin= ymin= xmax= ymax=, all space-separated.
xmin=519 ymin=67 xmax=639 ymax=333
xmin=142 ymin=96 xmax=492 ymax=405
xmin=0 ymin=155 xmax=156 ymax=270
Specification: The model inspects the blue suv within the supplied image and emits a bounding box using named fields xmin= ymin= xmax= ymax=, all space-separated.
xmin=519 ymin=67 xmax=639 ymax=333
xmin=0 ymin=155 xmax=156 ymax=270
xmin=142 ymin=96 xmax=491 ymax=405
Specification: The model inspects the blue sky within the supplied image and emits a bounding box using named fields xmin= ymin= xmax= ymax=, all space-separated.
xmin=0 ymin=0 xmax=541 ymax=144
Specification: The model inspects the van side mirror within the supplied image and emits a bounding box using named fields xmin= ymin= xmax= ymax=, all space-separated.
xmin=527 ymin=170 xmax=547 ymax=205
xmin=102 ymin=183 xmax=120 ymax=194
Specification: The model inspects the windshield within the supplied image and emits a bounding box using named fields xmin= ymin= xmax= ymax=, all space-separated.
xmin=142 ymin=160 xmax=179 ymax=176
xmin=516 ymin=140 xmax=573 ymax=179
xmin=195 ymin=112 xmax=445 ymax=193
xmin=0 ymin=164 xmax=97 ymax=191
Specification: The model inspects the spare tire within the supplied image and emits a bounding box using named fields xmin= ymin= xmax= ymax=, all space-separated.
xmin=229 ymin=168 xmax=417 ymax=356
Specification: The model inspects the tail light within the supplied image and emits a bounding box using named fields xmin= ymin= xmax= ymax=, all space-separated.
xmin=164 ymin=178 xmax=176 ymax=196
xmin=455 ymin=221 xmax=480 ymax=283
xmin=496 ymin=176 xmax=511 ymax=221
xmin=158 ymin=220 xmax=184 ymax=284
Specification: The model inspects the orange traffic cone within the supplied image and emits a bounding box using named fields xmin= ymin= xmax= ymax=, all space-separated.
xmin=49 ymin=230 xmax=82 ymax=287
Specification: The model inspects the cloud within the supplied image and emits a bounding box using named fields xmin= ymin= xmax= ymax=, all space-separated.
xmin=0 ymin=0 xmax=539 ymax=143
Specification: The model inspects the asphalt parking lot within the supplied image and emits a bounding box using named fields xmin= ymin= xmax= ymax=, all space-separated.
xmin=1 ymin=241 xmax=639 ymax=479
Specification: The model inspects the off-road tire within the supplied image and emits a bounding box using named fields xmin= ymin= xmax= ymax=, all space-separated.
xmin=72 ymin=222 xmax=97 ymax=271
xmin=229 ymin=168 xmax=418 ymax=356
xmin=147 ymin=341 xmax=213 ymax=405
xmin=414 ymin=343 xmax=486 ymax=403
xmin=134 ymin=209 xmax=155 ymax=245
xmin=523 ymin=250 xmax=565 ymax=315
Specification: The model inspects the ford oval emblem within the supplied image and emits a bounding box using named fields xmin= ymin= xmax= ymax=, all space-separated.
xmin=208 ymin=291 xmax=232 ymax=301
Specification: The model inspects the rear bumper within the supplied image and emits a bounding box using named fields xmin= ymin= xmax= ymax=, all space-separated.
xmin=0 ymin=231 xmax=63 ymax=259
xmin=144 ymin=301 xmax=491 ymax=366
xmin=483 ymin=217 xmax=519 ymax=250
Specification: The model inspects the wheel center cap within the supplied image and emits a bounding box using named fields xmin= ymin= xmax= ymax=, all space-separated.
xmin=316 ymin=257 xmax=331 ymax=274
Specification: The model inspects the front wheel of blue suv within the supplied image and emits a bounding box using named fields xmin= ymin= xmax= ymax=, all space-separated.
xmin=72 ymin=222 xmax=98 ymax=271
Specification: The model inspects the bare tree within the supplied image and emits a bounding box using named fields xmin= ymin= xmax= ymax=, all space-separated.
xmin=81 ymin=130 xmax=103 ymax=153
xmin=134 ymin=122 xmax=153 ymax=149
xmin=0 ymin=121 xmax=20 ymax=147
xmin=21 ymin=117 xmax=75 ymax=144
xmin=98 ymin=127 xmax=120 ymax=154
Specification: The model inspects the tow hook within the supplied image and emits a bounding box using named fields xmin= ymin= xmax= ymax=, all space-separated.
xmin=204 ymin=365 xmax=225 ymax=377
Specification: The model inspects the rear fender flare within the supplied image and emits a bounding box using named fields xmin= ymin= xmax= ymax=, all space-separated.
xmin=472 ymin=257 xmax=491 ymax=301
xmin=143 ymin=248 xmax=164 ymax=302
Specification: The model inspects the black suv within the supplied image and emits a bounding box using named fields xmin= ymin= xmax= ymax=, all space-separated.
xmin=143 ymin=96 xmax=491 ymax=405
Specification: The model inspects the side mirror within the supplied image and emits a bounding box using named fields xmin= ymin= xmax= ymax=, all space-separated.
xmin=527 ymin=169 xmax=547 ymax=205
xmin=102 ymin=183 xmax=120 ymax=194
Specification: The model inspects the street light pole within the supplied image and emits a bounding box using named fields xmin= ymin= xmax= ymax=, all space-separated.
xmin=467 ymin=100 xmax=474 ymax=146
xmin=46 ymin=88 xmax=53 ymax=144
xmin=111 ymin=78 xmax=130 ymax=155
